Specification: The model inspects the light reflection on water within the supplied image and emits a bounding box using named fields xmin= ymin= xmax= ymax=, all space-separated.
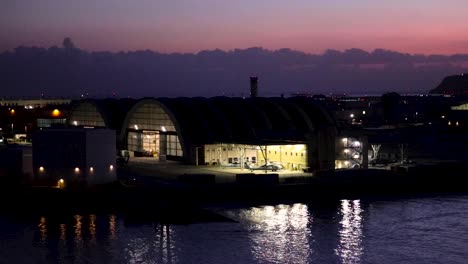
xmin=336 ymin=199 xmax=364 ymax=264
xmin=1 ymin=195 xmax=468 ymax=263
xmin=224 ymin=203 xmax=312 ymax=264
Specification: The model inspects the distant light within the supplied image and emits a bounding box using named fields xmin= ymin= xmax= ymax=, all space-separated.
xmin=456 ymin=121 xmax=459 ymax=126
xmin=344 ymin=149 xmax=350 ymax=153
xmin=39 ymin=166 xmax=44 ymax=172
xmin=441 ymin=115 xmax=445 ymax=119
xmin=58 ymin=179 xmax=64 ymax=188
xmin=344 ymin=161 xmax=349 ymax=166
xmin=90 ymin=167 xmax=94 ymax=172
xmin=10 ymin=109 xmax=15 ymax=115
xmin=362 ymin=110 xmax=366 ymax=115
xmin=74 ymin=167 xmax=80 ymax=173
xmin=353 ymin=154 xmax=360 ymax=159
xmin=134 ymin=125 xmax=139 ymax=130
xmin=405 ymin=118 xmax=408 ymax=121
xmin=350 ymin=113 xmax=354 ymax=118
xmin=109 ymin=165 xmax=114 ymax=171
xmin=448 ymin=121 xmax=451 ymax=126
xmin=161 ymin=126 xmax=166 ymax=132
xmin=52 ymin=109 xmax=61 ymax=117
xmin=73 ymin=121 xmax=78 ymax=126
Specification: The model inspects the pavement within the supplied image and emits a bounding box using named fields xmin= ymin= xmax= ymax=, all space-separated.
xmin=120 ymin=157 xmax=313 ymax=184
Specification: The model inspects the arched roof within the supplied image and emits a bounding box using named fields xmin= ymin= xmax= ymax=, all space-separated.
xmin=157 ymin=97 xmax=336 ymax=145
xmin=69 ymin=98 xmax=136 ymax=133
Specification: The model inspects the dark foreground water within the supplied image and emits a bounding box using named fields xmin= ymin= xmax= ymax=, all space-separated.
xmin=1 ymin=194 xmax=468 ymax=264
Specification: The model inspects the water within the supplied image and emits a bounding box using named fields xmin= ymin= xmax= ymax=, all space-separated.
xmin=1 ymin=195 xmax=468 ymax=264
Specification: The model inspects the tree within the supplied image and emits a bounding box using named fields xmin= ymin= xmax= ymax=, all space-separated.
xmin=371 ymin=144 xmax=381 ymax=159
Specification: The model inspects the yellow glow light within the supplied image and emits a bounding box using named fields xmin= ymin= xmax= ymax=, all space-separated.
xmin=52 ymin=109 xmax=61 ymax=117
xmin=39 ymin=166 xmax=44 ymax=172
xmin=10 ymin=109 xmax=15 ymax=115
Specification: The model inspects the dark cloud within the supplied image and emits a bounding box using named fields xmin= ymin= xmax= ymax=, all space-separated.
xmin=1 ymin=42 xmax=467 ymax=98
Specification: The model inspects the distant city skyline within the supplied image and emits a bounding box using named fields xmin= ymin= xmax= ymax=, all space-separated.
xmin=2 ymin=0 xmax=468 ymax=55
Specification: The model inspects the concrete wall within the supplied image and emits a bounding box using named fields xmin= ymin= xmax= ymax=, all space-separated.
xmin=33 ymin=128 xmax=116 ymax=187
xmin=85 ymin=129 xmax=116 ymax=185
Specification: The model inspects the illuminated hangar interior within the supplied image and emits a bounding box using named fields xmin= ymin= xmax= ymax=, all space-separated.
xmin=69 ymin=97 xmax=336 ymax=171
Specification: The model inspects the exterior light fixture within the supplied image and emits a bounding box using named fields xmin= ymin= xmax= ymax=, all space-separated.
xmin=39 ymin=166 xmax=44 ymax=172
xmin=10 ymin=109 xmax=15 ymax=115
xmin=161 ymin=126 xmax=166 ymax=132
xmin=350 ymin=114 xmax=354 ymax=118
xmin=73 ymin=121 xmax=78 ymax=126
xmin=58 ymin=179 xmax=65 ymax=188
xmin=52 ymin=109 xmax=61 ymax=117
xmin=362 ymin=110 xmax=366 ymax=115
xmin=134 ymin=125 xmax=139 ymax=130
xmin=90 ymin=167 xmax=94 ymax=172
xmin=74 ymin=167 xmax=80 ymax=173
xmin=109 ymin=165 xmax=114 ymax=170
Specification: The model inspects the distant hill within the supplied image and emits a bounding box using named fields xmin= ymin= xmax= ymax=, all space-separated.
xmin=430 ymin=74 xmax=468 ymax=95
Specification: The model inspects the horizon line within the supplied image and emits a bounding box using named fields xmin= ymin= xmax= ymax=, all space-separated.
xmin=3 ymin=41 xmax=468 ymax=57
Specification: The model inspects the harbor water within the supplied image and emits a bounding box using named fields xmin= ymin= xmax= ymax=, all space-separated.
xmin=1 ymin=194 xmax=468 ymax=264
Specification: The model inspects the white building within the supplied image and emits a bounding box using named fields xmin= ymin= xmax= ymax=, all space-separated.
xmin=33 ymin=128 xmax=116 ymax=187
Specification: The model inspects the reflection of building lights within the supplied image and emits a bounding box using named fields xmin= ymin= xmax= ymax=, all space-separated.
xmin=39 ymin=166 xmax=44 ymax=172
xmin=337 ymin=199 xmax=363 ymax=263
xmin=74 ymin=167 xmax=80 ymax=173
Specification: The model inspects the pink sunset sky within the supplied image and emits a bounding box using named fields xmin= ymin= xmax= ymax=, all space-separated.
xmin=1 ymin=0 xmax=468 ymax=55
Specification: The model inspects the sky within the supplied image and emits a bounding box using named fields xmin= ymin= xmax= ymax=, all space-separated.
xmin=1 ymin=0 xmax=468 ymax=55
